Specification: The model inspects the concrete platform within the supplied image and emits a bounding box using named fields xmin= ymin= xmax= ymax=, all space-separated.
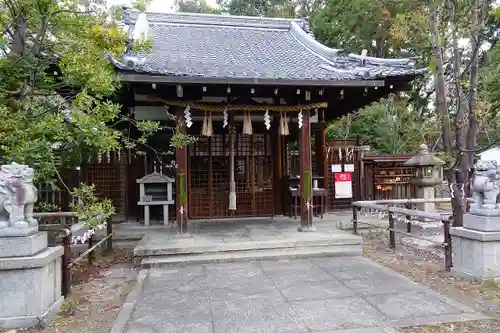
xmin=133 ymin=217 xmax=364 ymax=267
xmin=111 ymin=257 xmax=486 ymax=333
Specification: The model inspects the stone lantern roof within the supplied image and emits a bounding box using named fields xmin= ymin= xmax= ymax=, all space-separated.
xmin=404 ymin=144 xmax=445 ymax=167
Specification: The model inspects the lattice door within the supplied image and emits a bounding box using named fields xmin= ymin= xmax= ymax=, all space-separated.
xmin=188 ymin=131 xmax=273 ymax=219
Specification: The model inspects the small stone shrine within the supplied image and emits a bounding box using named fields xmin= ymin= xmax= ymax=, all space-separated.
xmin=0 ymin=163 xmax=63 ymax=328
xmin=136 ymin=171 xmax=175 ymax=226
xmin=451 ymin=159 xmax=500 ymax=281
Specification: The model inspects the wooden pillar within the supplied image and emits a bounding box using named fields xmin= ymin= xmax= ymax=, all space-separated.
xmin=273 ymin=121 xmax=283 ymax=216
xmin=176 ymin=108 xmax=189 ymax=234
xmin=299 ymin=109 xmax=314 ymax=231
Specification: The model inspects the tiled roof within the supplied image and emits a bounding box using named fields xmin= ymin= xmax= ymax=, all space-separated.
xmin=108 ymin=11 xmax=428 ymax=83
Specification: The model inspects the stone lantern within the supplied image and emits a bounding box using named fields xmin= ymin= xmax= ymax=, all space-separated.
xmin=404 ymin=144 xmax=445 ymax=214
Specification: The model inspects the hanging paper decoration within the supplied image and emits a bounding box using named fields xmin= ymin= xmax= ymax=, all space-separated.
xmin=338 ymin=147 xmax=343 ymax=160
xmin=207 ymin=112 xmax=213 ymax=137
xmin=346 ymin=148 xmax=354 ymax=161
xmin=243 ymin=112 xmax=253 ymax=135
xmin=201 ymin=111 xmax=208 ymax=136
xmin=264 ymin=109 xmax=271 ymax=130
xmin=223 ymin=107 xmax=228 ymax=128
xmin=298 ymin=109 xmax=303 ymax=129
xmin=279 ymin=112 xmax=289 ymax=136
xmin=184 ymin=106 xmax=192 ymax=128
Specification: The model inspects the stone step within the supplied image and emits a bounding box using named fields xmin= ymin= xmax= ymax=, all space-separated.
xmin=133 ymin=233 xmax=363 ymax=257
xmin=139 ymin=244 xmax=363 ymax=268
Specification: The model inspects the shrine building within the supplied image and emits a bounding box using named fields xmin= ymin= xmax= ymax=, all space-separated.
xmin=105 ymin=10 xmax=427 ymax=232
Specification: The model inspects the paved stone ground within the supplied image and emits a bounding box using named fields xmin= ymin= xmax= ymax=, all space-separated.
xmin=134 ymin=215 xmax=362 ymax=256
xmin=121 ymin=257 xmax=484 ymax=333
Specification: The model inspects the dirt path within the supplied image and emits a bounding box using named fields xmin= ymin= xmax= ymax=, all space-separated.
xmin=1 ymin=250 xmax=136 ymax=333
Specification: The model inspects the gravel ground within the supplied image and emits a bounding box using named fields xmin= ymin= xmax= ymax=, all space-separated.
xmin=1 ymin=249 xmax=136 ymax=333
xmin=362 ymin=230 xmax=500 ymax=333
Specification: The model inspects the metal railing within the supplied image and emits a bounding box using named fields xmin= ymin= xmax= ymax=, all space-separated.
xmin=351 ymin=198 xmax=454 ymax=271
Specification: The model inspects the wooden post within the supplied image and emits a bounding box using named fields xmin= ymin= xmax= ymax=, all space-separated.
xmin=299 ymin=109 xmax=314 ymax=231
xmin=352 ymin=205 xmax=358 ymax=235
xmin=274 ymin=121 xmax=283 ymax=216
xmin=88 ymin=234 xmax=94 ymax=265
xmin=176 ymin=108 xmax=189 ymax=234
xmin=443 ymin=216 xmax=453 ymax=271
xmin=389 ymin=213 xmax=396 ymax=249
xmin=405 ymin=203 xmax=412 ymax=233
xmin=106 ymin=218 xmax=113 ymax=253
xmin=320 ymin=121 xmax=328 ymax=212
xmin=60 ymin=227 xmax=72 ymax=297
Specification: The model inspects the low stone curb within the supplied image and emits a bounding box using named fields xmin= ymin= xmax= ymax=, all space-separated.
xmin=109 ymin=269 xmax=149 ymax=333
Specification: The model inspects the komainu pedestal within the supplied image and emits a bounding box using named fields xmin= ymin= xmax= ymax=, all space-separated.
xmin=451 ymin=160 xmax=500 ymax=282
xmin=0 ymin=163 xmax=64 ymax=328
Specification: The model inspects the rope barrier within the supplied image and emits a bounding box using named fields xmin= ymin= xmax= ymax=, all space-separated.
xmin=151 ymin=98 xmax=328 ymax=112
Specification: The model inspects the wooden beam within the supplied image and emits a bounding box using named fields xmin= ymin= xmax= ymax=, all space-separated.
xmin=117 ymin=72 xmax=387 ymax=87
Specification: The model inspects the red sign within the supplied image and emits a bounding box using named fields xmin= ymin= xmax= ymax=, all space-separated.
xmin=334 ymin=172 xmax=353 ymax=199
xmin=334 ymin=172 xmax=352 ymax=182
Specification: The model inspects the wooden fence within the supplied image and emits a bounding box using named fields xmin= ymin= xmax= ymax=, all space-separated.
xmin=351 ymin=198 xmax=453 ymax=270
xmin=36 ymin=212 xmax=113 ymax=297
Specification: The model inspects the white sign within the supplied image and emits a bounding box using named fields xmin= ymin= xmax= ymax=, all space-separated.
xmin=344 ymin=164 xmax=355 ymax=172
xmin=331 ymin=164 xmax=342 ymax=173
xmin=334 ymin=172 xmax=353 ymax=199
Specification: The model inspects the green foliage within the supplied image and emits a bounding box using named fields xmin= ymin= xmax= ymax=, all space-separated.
xmin=35 ymin=202 xmax=60 ymax=213
xmin=0 ymin=0 xmax=143 ymax=181
xmin=302 ymin=170 xmax=312 ymax=202
xmin=218 ymin=0 xmax=296 ymax=17
xmin=177 ymin=173 xmax=187 ymax=205
xmin=175 ymin=0 xmax=221 ymax=13
xmin=70 ymin=184 xmax=115 ymax=228
xmin=175 ymin=0 xmax=323 ymax=17
xmin=170 ymin=122 xmax=198 ymax=148
xmin=0 ymin=0 xmax=168 ymax=225
xmin=311 ymin=0 xmax=418 ymax=57
xmin=327 ymin=97 xmax=441 ymax=155
xmin=109 ymin=0 xmax=152 ymax=21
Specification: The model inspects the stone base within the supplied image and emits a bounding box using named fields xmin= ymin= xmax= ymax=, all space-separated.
xmin=298 ymin=225 xmax=317 ymax=232
xmin=0 ymin=226 xmax=38 ymax=237
xmin=0 ymin=231 xmax=47 ymax=258
xmin=172 ymin=233 xmax=193 ymax=239
xmin=0 ymin=245 xmax=64 ymax=329
xmin=469 ymin=207 xmax=500 ymax=217
xmin=463 ymin=214 xmax=500 ymax=232
xmin=0 ymin=296 xmax=64 ymax=329
xmin=451 ymin=227 xmax=500 ymax=281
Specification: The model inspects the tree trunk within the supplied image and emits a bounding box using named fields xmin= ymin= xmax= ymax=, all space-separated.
xmin=430 ymin=5 xmax=453 ymax=154
xmin=450 ymin=2 xmax=484 ymax=227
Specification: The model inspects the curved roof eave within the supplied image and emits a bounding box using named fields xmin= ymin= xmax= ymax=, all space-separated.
xmin=108 ymin=11 xmax=429 ymax=83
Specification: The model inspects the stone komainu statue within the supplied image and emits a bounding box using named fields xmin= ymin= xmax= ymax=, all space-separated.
xmin=0 ymin=163 xmax=38 ymax=230
xmin=471 ymin=160 xmax=500 ymax=213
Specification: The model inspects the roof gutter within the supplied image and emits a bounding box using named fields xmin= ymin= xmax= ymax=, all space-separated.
xmin=116 ymin=73 xmax=387 ymax=87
